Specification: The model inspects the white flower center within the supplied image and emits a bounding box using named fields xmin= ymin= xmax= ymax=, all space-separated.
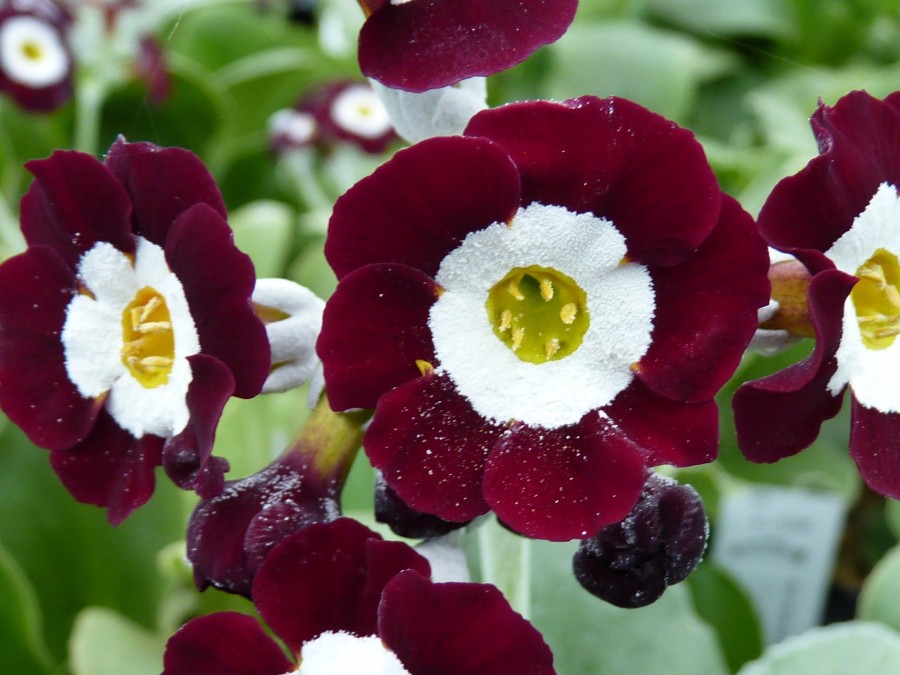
xmin=0 ymin=15 xmax=68 ymax=88
xmin=429 ymin=202 xmax=655 ymax=429
xmin=827 ymin=182 xmax=900 ymax=412
xmin=330 ymin=85 xmax=392 ymax=139
xmin=62 ymin=238 xmax=200 ymax=438
xmin=296 ymin=631 xmax=410 ymax=675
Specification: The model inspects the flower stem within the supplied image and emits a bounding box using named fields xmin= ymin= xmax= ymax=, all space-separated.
xmin=478 ymin=516 xmax=533 ymax=619
xmin=74 ymin=77 xmax=106 ymax=156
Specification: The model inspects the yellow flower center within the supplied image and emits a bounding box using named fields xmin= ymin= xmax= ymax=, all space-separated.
xmin=121 ymin=287 xmax=175 ymax=388
xmin=485 ymin=265 xmax=589 ymax=364
xmin=22 ymin=40 xmax=42 ymax=61
xmin=852 ymin=248 xmax=900 ymax=350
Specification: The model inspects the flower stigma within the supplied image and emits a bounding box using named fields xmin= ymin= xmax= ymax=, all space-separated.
xmin=852 ymin=247 xmax=900 ymax=350
xmin=485 ymin=265 xmax=589 ymax=363
xmin=121 ymin=286 xmax=175 ymax=387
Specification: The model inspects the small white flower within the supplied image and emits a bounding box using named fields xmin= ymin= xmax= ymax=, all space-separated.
xmin=0 ymin=14 xmax=68 ymax=88
xmin=330 ymin=83 xmax=393 ymax=140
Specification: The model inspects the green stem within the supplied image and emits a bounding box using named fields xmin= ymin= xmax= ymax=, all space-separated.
xmin=73 ymin=77 xmax=106 ymax=156
xmin=478 ymin=516 xmax=533 ymax=619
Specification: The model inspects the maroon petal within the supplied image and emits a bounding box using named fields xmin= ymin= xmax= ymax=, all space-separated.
xmin=165 ymin=203 xmax=270 ymax=399
xmin=465 ymin=97 xmax=720 ymax=267
xmin=163 ymin=354 xmax=234 ymax=499
xmin=734 ymin=269 xmax=855 ymax=463
xmin=0 ymin=246 xmax=100 ymax=450
xmin=849 ymin=400 xmax=900 ymax=500
xmin=364 ymin=373 xmax=498 ymax=523
xmin=379 ymin=570 xmax=556 ymax=674
xmin=606 ymin=379 xmax=718 ymax=468
xmin=162 ymin=612 xmax=293 ymax=675
xmin=326 ymin=135 xmax=520 ymax=280
xmin=0 ymin=72 xmax=73 ymax=112
xmin=358 ymin=0 xmax=577 ymax=92
xmin=253 ymin=519 xmax=429 ymax=653
xmin=759 ymin=91 xmax=900 ymax=253
xmin=104 ymin=138 xmax=227 ymax=247
xmin=375 ymin=475 xmax=469 ymax=540
xmin=49 ymin=410 xmax=163 ymax=525
xmin=318 ymin=263 xmax=439 ymax=411
xmin=483 ymin=412 xmax=647 ymax=541
xmin=636 ymin=195 xmax=770 ymax=402
xmin=21 ymin=151 xmax=135 ymax=268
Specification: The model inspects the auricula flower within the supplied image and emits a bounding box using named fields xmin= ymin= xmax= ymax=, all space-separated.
xmin=319 ymin=96 xmax=770 ymax=541
xmin=735 ymin=90 xmax=900 ymax=498
xmin=164 ymin=518 xmax=556 ymax=674
xmin=356 ymin=0 xmax=579 ymax=92
xmin=0 ymin=0 xmax=72 ymax=111
xmin=0 ymin=138 xmax=270 ymax=523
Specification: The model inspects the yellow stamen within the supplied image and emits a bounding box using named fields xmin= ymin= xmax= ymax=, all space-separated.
xmin=539 ymin=277 xmax=554 ymax=301
xmin=559 ymin=303 xmax=577 ymax=325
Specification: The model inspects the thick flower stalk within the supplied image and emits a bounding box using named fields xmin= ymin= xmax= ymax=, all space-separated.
xmin=164 ymin=518 xmax=556 ymax=674
xmin=0 ymin=0 xmax=73 ymax=111
xmin=319 ymin=96 xmax=770 ymax=541
xmin=187 ymin=397 xmax=365 ymax=597
xmin=0 ymin=138 xmax=270 ymax=523
xmin=735 ymin=90 xmax=900 ymax=499
xmin=356 ymin=0 xmax=579 ymax=92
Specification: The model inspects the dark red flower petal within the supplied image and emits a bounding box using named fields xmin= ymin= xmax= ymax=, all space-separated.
xmin=734 ymin=268 xmax=855 ymax=463
xmin=365 ymin=373 xmax=498 ymax=523
xmin=358 ymin=0 xmax=577 ymax=93
xmin=849 ymin=400 xmax=900 ymax=500
xmin=759 ymin=91 xmax=900 ymax=253
xmin=253 ymin=519 xmax=429 ymax=654
xmin=326 ymin=135 xmax=520 ymax=280
xmin=318 ymin=263 xmax=439 ymax=411
xmin=0 ymin=246 xmax=100 ymax=450
xmin=187 ymin=452 xmax=341 ymax=597
xmin=573 ymin=473 xmax=707 ymax=609
xmin=0 ymin=72 xmax=73 ymax=113
xmin=606 ymin=379 xmax=718 ymax=468
xmin=49 ymin=410 xmax=163 ymax=525
xmin=104 ymin=138 xmax=227 ymax=248
xmin=165 ymin=203 xmax=270 ymax=399
xmin=483 ymin=412 xmax=647 ymax=541
xmin=465 ymin=97 xmax=720 ymax=267
xmin=375 ymin=475 xmax=468 ymax=540
xmin=636 ymin=195 xmax=770 ymax=402
xmin=21 ymin=151 xmax=135 ymax=268
xmin=162 ymin=612 xmax=293 ymax=675
xmin=379 ymin=570 xmax=556 ymax=674
xmin=162 ymin=354 xmax=234 ymax=499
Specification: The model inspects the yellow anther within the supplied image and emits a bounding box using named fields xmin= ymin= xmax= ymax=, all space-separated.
xmin=545 ymin=338 xmax=560 ymax=360
xmin=507 ymin=279 xmax=524 ymax=301
xmin=560 ymin=303 xmax=577 ymax=325
xmin=140 ymin=356 xmax=174 ymax=369
xmin=511 ymin=326 xmax=525 ymax=351
xmin=539 ymin=277 xmax=554 ymax=301
xmin=138 ymin=321 xmax=172 ymax=334
xmin=499 ymin=309 xmax=513 ymax=332
xmin=415 ymin=359 xmax=435 ymax=377
xmin=887 ymin=285 xmax=900 ymax=309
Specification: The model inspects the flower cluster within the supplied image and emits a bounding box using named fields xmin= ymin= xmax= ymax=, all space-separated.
xmin=164 ymin=518 xmax=556 ymax=674
xmin=0 ymin=138 xmax=270 ymax=523
xmin=735 ymin=90 xmax=900 ymax=498
xmin=319 ymin=95 xmax=770 ymax=541
xmin=269 ymin=79 xmax=396 ymax=155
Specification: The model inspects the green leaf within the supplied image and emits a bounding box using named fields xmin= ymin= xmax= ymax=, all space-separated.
xmin=738 ymin=622 xmax=900 ymax=675
xmin=0 ymin=541 xmax=55 ymax=674
xmin=859 ymin=544 xmax=900 ymax=632
xmin=69 ymin=608 xmax=165 ymax=675
xmin=544 ymin=20 xmax=737 ymax=121
xmin=229 ymin=200 xmax=295 ymax=279
xmin=687 ymin=562 xmax=765 ymax=672
xmin=529 ymin=540 xmax=729 ymax=675
xmin=644 ymin=0 xmax=793 ymax=38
